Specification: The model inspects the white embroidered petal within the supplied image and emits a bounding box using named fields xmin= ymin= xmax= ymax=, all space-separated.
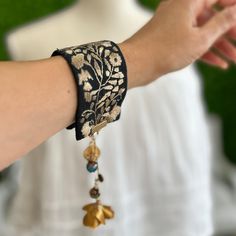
xmin=81 ymin=122 xmax=92 ymax=137
xmin=72 ymin=53 xmax=85 ymax=70
xmin=84 ymin=92 xmax=92 ymax=102
xmin=84 ymin=82 xmax=92 ymax=91
xmin=79 ymin=69 xmax=91 ymax=85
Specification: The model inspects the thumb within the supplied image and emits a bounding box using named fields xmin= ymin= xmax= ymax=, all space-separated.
xmin=201 ymin=4 xmax=236 ymax=46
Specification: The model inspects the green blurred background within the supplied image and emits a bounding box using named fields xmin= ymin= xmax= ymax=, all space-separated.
xmin=0 ymin=0 xmax=235 ymax=176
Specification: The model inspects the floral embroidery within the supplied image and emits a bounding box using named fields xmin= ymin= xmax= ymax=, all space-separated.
xmin=109 ymin=52 xmax=122 ymax=67
xmin=72 ymin=53 xmax=85 ymax=69
xmin=51 ymin=40 xmax=128 ymax=140
xmin=81 ymin=121 xmax=92 ymax=137
xmin=78 ymin=69 xmax=92 ymax=85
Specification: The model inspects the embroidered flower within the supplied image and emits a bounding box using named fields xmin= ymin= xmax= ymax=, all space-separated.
xmin=83 ymin=201 xmax=114 ymax=228
xmin=84 ymin=92 xmax=92 ymax=102
xmin=81 ymin=121 xmax=92 ymax=137
xmin=58 ymin=41 xmax=127 ymax=140
xmin=79 ymin=69 xmax=92 ymax=85
xmin=72 ymin=53 xmax=85 ymax=69
xmin=109 ymin=52 xmax=122 ymax=67
xmin=84 ymin=82 xmax=92 ymax=91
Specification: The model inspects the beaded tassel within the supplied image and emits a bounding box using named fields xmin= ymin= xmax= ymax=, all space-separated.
xmin=82 ymin=134 xmax=114 ymax=228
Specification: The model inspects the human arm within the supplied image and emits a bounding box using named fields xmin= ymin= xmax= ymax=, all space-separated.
xmin=1 ymin=0 xmax=236 ymax=170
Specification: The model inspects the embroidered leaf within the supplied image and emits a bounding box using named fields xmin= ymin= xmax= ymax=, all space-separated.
xmin=105 ymin=99 xmax=110 ymax=107
xmin=105 ymin=70 xmax=110 ymax=77
xmin=110 ymin=93 xmax=116 ymax=99
xmin=99 ymin=47 xmax=104 ymax=55
xmin=74 ymin=48 xmax=82 ymax=53
xmin=103 ymin=85 xmax=113 ymax=90
xmin=111 ymin=100 xmax=116 ymax=105
xmin=87 ymin=54 xmax=92 ymax=63
xmin=118 ymin=79 xmax=124 ymax=85
xmin=65 ymin=49 xmax=73 ymax=55
xmin=112 ymin=86 xmax=119 ymax=92
xmin=113 ymin=46 xmax=118 ymax=52
xmin=104 ymin=58 xmax=112 ymax=71
xmin=90 ymin=102 xmax=95 ymax=110
xmin=97 ymin=113 xmax=102 ymax=121
xmin=80 ymin=118 xmax=85 ymax=123
xmin=97 ymin=101 xmax=105 ymax=110
xmin=111 ymin=73 xmax=120 ymax=78
xmin=104 ymin=49 xmax=111 ymax=57
xmin=108 ymin=80 xmax=117 ymax=86
xmin=91 ymin=52 xmax=101 ymax=62
xmin=85 ymin=113 xmax=91 ymax=119
xmin=94 ymin=60 xmax=102 ymax=78
xmin=112 ymin=72 xmax=124 ymax=78
xmin=119 ymin=88 xmax=126 ymax=94
xmin=90 ymin=90 xmax=98 ymax=96
xmin=99 ymin=91 xmax=111 ymax=104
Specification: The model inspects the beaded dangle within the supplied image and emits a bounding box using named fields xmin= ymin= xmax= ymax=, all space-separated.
xmin=51 ymin=40 xmax=128 ymax=228
xmin=82 ymin=133 xmax=114 ymax=228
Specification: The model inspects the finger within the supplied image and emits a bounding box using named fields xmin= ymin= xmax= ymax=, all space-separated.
xmin=213 ymin=37 xmax=236 ymax=61
xmin=197 ymin=8 xmax=214 ymax=26
xmin=218 ymin=0 xmax=236 ymax=6
xmin=227 ymin=27 xmax=236 ymax=39
xmin=201 ymin=4 xmax=236 ymax=46
xmin=216 ymin=1 xmax=236 ymax=39
xmin=200 ymin=51 xmax=229 ymax=68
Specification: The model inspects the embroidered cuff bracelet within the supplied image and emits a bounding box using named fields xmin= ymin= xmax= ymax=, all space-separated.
xmin=51 ymin=40 xmax=128 ymax=141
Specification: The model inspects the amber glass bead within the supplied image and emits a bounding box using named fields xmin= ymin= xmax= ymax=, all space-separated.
xmin=83 ymin=144 xmax=101 ymax=162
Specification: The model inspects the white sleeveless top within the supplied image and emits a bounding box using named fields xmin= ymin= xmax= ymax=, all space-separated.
xmin=3 ymin=65 xmax=213 ymax=236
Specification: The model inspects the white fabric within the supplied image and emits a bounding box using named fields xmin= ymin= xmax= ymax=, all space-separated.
xmin=3 ymin=65 xmax=213 ymax=236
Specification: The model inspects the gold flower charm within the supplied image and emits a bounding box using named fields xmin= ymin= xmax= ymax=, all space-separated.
xmin=83 ymin=201 xmax=115 ymax=228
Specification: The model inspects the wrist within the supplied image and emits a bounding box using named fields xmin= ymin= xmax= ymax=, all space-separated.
xmin=118 ymin=38 xmax=164 ymax=89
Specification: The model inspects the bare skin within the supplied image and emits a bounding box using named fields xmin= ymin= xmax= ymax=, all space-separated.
xmin=1 ymin=0 xmax=236 ymax=169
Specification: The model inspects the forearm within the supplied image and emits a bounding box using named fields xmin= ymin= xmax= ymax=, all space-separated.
xmin=1 ymin=0 xmax=236 ymax=170
xmin=0 ymin=56 xmax=78 ymax=169
xmin=0 ymin=43 xmax=150 ymax=170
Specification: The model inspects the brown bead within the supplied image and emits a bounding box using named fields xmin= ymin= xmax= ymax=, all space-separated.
xmin=98 ymin=174 xmax=104 ymax=182
xmin=83 ymin=144 xmax=101 ymax=162
xmin=89 ymin=187 xmax=100 ymax=199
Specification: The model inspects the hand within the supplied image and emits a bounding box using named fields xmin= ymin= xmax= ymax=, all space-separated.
xmin=120 ymin=0 xmax=236 ymax=88
xmin=198 ymin=0 xmax=236 ymax=68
